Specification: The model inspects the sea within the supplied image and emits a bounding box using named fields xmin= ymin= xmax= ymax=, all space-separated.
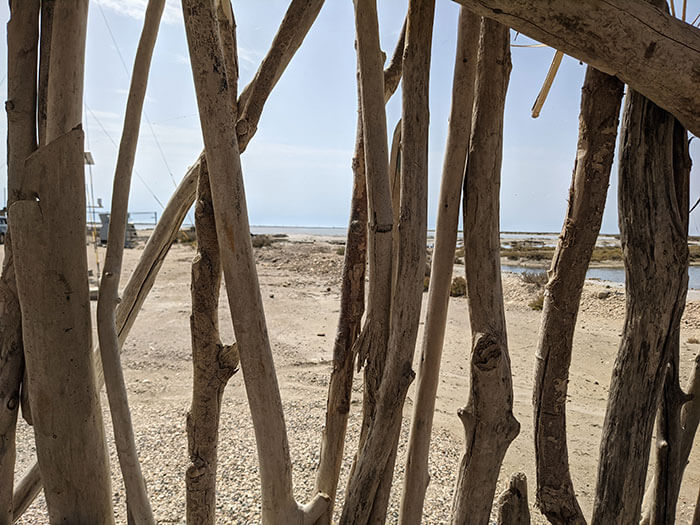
xmin=247 ymin=226 xmax=700 ymax=290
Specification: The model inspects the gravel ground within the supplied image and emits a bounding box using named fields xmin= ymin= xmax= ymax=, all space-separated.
xmin=11 ymin=240 xmax=700 ymax=523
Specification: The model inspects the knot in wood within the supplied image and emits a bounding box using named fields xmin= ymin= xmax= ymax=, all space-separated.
xmin=6 ymin=395 xmax=18 ymax=411
xmin=473 ymin=333 xmax=502 ymax=371
xmin=235 ymin=118 xmax=249 ymax=136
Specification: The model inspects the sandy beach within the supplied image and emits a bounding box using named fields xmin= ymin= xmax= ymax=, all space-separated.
xmin=11 ymin=235 xmax=700 ymax=523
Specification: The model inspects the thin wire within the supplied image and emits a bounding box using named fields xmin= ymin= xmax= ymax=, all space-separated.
xmin=85 ymin=102 xmax=165 ymax=209
xmin=97 ymin=2 xmax=179 ymax=188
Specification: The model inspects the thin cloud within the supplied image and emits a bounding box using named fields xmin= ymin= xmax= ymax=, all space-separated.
xmin=94 ymin=0 xmax=183 ymax=25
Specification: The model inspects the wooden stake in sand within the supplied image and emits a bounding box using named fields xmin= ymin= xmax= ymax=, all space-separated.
xmin=592 ymin=88 xmax=688 ymax=525
xmin=0 ymin=2 xmax=38 ymax=521
xmin=10 ymin=2 xmax=114 ymax=521
xmin=400 ymin=8 xmax=479 ymax=522
xmin=533 ymin=66 xmax=623 ymax=525
xmin=450 ymin=18 xmax=519 ymax=525
xmin=182 ymin=1 xmax=329 ymax=521
xmin=350 ymin=0 xmax=394 ymax=485
xmin=186 ymin=156 xmax=239 ymax=524
xmin=313 ymin=17 xmax=405 ymax=524
xmin=341 ymin=1 xmax=435 ymax=521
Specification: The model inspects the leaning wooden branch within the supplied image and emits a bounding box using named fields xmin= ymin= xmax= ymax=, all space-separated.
xmin=450 ymin=19 xmax=520 ymax=525
xmin=12 ymin=0 xmax=321 ymax=514
xmin=182 ymin=1 xmax=328 ymax=521
xmin=592 ymin=89 xmax=688 ymax=523
xmin=646 ymin=120 xmax=691 ymax=525
xmin=0 ymin=2 xmax=39 ymax=521
xmin=236 ymin=0 xmax=325 ymax=152
xmin=399 ymin=8 xmax=479 ymax=523
xmin=341 ymin=1 xmax=436 ymax=522
xmin=531 ymin=50 xmax=563 ymax=118
xmin=533 ymin=66 xmax=623 ymax=525
xmin=96 ymin=1 xmax=164 ymax=522
xmin=450 ymin=0 xmax=700 ymax=137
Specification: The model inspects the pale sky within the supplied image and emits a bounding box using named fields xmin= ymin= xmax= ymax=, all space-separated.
xmin=1 ymin=0 xmax=699 ymax=234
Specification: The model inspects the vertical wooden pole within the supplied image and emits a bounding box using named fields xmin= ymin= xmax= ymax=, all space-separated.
xmin=450 ymin=19 xmax=519 ymax=525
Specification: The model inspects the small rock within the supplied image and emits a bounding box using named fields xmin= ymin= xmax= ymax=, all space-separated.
xmin=269 ymin=294 xmax=274 ymax=298
xmin=597 ymin=291 xmax=611 ymax=299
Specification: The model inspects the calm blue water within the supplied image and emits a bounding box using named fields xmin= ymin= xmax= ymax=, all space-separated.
xmin=502 ymin=264 xmax=700 ymax=290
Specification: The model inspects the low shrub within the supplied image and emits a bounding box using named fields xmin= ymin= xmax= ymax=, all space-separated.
xmin=520 ymin=271 xmax=548 ymax=287
xmin=251 ymin=234 xmax=273 ymax=248
xmin=450 ymin=276 xmax=467 ymax=297
xmin=529 ymin=292 xmax=544 ymax=311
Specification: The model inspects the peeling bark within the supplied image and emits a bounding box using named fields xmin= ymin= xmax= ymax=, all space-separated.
xmin=399 ymin=9 xmax=479 ymax=523
xmin=186 ymin=159 xmax=239 ymax=524
xmin=450 ymin=0 xmax=700 ymax=137
xmin=450 ymin=19 xmax=519 ymax=525
xmin=591 ymin=90 xmax=688 ymax=524
xmin=533 ymin=67 xmax=623 ymax=525
xmin=340 ymin=1 xmax=435 ymax=522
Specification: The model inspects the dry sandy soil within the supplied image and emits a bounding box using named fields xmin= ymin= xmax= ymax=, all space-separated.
xmin=11 ymin=235 xmax=700 ymax=523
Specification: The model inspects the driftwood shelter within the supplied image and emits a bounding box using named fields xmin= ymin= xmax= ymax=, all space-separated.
xmin=1 ymin=0 xmax=700 ymax=523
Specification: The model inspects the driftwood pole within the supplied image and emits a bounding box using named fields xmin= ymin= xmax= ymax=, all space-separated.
xmin=496 ymin=473 xmax=531 ymax=525
xmin=181 ymin=1 xmax=328 ymax=522
xmin=9 ymin=1 xmax=115 ymax=522
xmin=399 ymin=9 xmax=479 ymax=522
xmin=186 ymin=158 xmax=239 ymax=524
xmin=450 ymin=0 xmax=700 ymax=137
xmin=313 ymin=21 xmax=404 ymax=524
xmin=12 ymin=1 xmax=325 ymax=514
xmin=450 ymin=19 xmax=519 ymax=525
xmin=532 ymin=66 xmax=624 ymax=525
xmin=0 ymin=2 xmax=39 ymax=522
xmin=591 ymin=89 xmax=688 ymax=523
xmin=341 ymin=1 xmax=435 ymax=522
xmin=644 ymin=120 xmax=691 ymax=525
xmin=351 ymin=0 xmax=394 ymax=476
xmin=96 ymin=1 xmax=165 ymax=523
